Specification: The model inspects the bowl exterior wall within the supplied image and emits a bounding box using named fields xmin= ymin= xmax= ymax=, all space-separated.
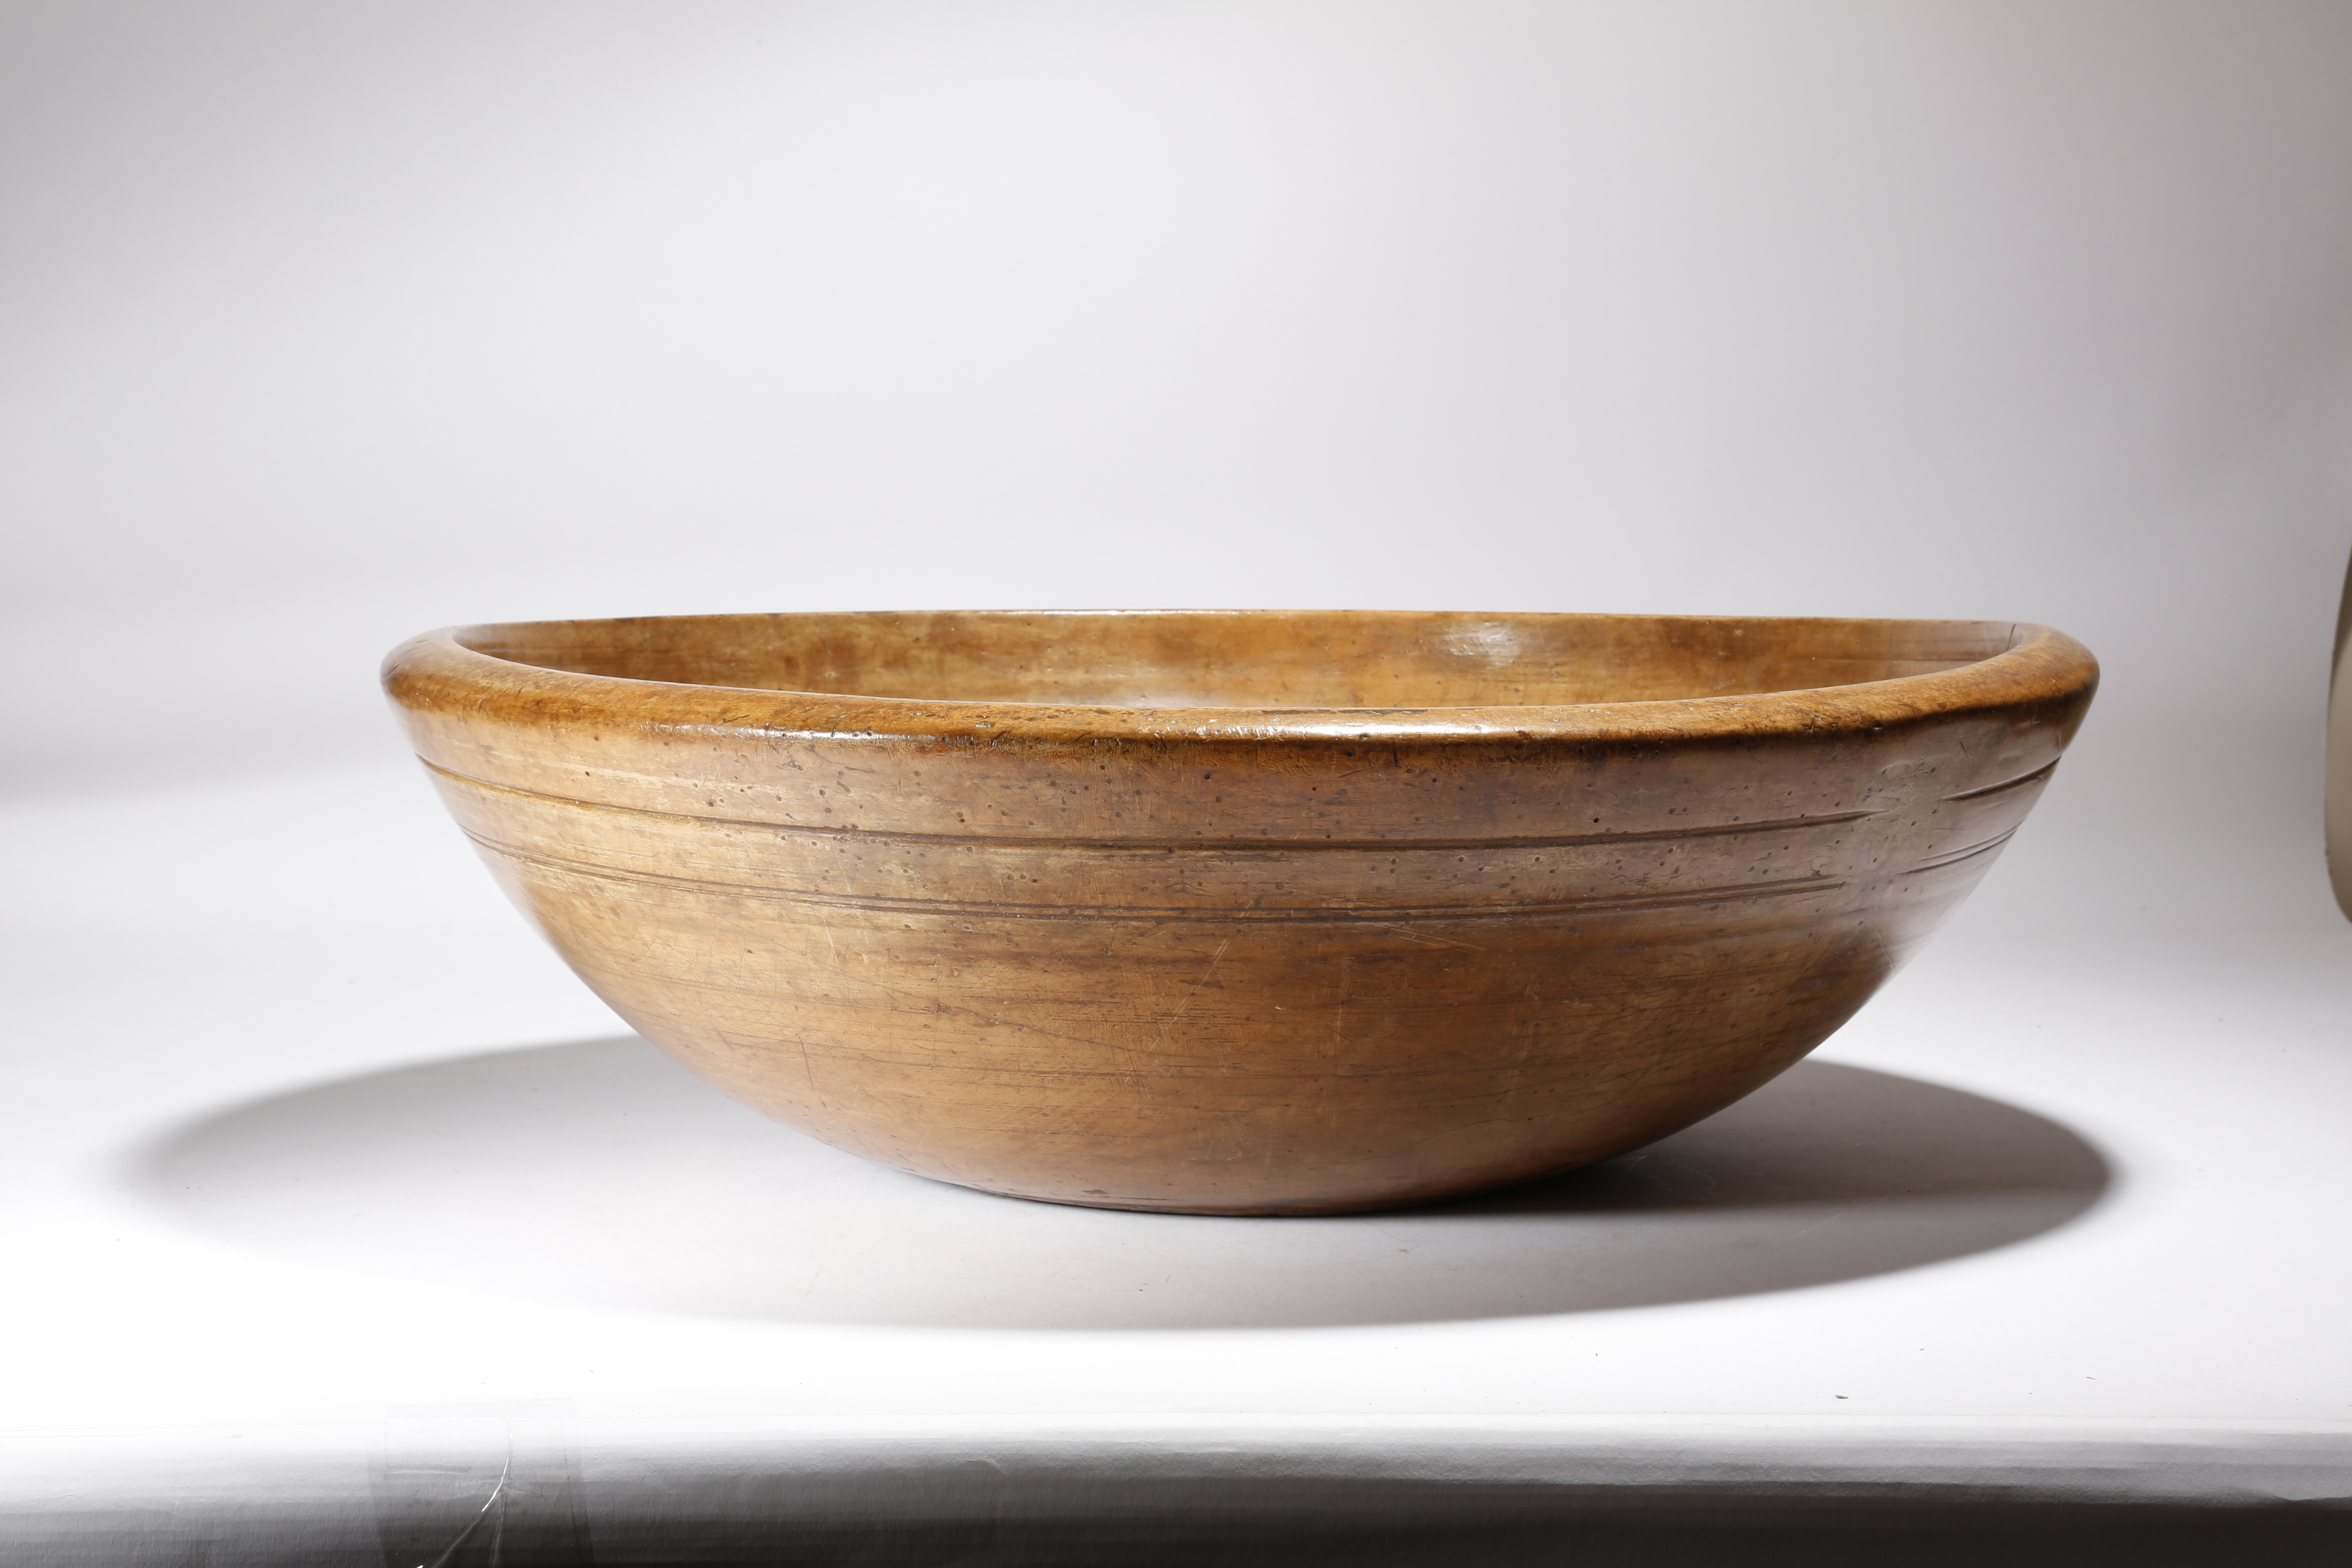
xmin=390 ymin=645 xmax=2087 ymax=1214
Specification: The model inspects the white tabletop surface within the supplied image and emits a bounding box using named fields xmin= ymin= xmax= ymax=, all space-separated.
xmin=4 ymin=760 xmax=2349 ymax=1561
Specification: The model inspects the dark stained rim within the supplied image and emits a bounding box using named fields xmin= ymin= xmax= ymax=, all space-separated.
xmin=383 ymin=610 xmax=2100 ymax=747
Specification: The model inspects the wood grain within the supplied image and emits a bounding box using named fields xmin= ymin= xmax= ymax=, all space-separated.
xmin=384 ymin=610 xmax=2097 ymax=1214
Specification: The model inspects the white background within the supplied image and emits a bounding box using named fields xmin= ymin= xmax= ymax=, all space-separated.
xmin=9 ymin=2 xmax=2352 ymax=1541
xmin=7 ymin=0 xmax=2352 ymax=938
xmin=6 ymin=15 xmax=2352 ymax=1555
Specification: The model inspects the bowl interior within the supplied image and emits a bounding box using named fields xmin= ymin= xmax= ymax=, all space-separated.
xmin=458 ymin=610 xmax=2018 ymax=710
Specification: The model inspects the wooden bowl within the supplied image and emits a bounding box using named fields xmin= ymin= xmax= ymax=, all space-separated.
xmin=383 ymin=610 xmax=2096 ymax=1216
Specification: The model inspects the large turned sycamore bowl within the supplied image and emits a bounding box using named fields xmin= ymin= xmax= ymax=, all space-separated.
xmin=384 ymin=610 xmax=2096 ymax=1216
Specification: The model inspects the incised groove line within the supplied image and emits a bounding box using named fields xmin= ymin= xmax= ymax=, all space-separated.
xmin=1941 ymin=758 xmax=2058 ymax=802
xmin=1902 ymin=826 xmax=2020 ymax=875
xmin=462 ymin=829 xmax=1850 ymax=923
xmin=423 ymin=758 xmax=1879 ymax=853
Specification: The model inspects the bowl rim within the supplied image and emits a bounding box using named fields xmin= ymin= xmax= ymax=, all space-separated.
xmin=384 ymin=609 xmax=2099 ymax=748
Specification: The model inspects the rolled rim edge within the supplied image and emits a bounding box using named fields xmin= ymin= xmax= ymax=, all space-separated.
xmin=381 ymin=611 xmax=2099 ymax=748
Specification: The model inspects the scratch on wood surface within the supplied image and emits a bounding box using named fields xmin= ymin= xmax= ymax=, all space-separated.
xmin=1353 ymin=921 xmax=1487 ymax=951
xmin=793 ymin=1033 xmax=833 ymax=1114
xmin=1330 ymin=952 xmax=1348 ymax=1062
xmin=1158 ymin=936 xmax=1234 ymax=1040
xmin=915 ymin=994 xmax=1127 ymax=1056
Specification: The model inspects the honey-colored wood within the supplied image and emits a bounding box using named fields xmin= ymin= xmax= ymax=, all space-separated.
xmin=383 ymin=610 xmax=2098 ymax=1215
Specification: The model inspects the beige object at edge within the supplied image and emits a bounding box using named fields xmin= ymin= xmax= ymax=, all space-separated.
xmin=383 ymin=610 xmax=2097 ymax=1216
xmin=2330 ymin=550 xmax=2352 ymax=921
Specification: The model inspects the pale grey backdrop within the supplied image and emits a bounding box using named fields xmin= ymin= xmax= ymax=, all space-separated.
xmin=7 ymin=0 xmax=2350 ymax=935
